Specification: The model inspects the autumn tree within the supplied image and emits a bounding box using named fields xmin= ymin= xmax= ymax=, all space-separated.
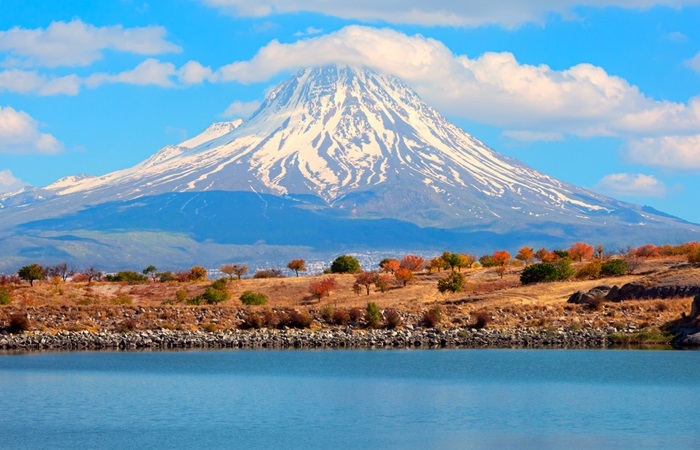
xmin=426 ymin=257 xmax=446 ymax=273
xmin=220 ymin=264 xmax=236 ymax=280
xmin=569 ymin=242 xmax=594 ymax=262
xmin=353 ymin=272 xmax=378 ymax=295
xmin=309 ymin=277 xmax=337 ymax=300
xmin=374 ymin=274 xmax=394 ymax=292
xmin=287 ymin=259 xmax=307 ymax=277
xmin=394 ymin=267 xmax=414 ymax=287
xmin=456 ymin=254 xmax=476 ymax=271
xmin=189 ymin=266 xmax=208 ymax=281
xmin=634 ymin=244 xmax=660 ymax=258
xmin=400 ymin=255 xmax=425 ymax=272
xmin=535 ymin=248 xmax=557 ymax=263
xmin=18 ymin=264 xmax=44 ymax=286
xmin=515 ymin=247 xmax=535 ymax=266
xmin=492 ymin=250 xmax=511 ymax=267
xmin=379 ymin=258 xmax=400 ymax=274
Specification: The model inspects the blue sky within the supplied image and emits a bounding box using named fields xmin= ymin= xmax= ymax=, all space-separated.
xmin=1 ymin=0 xmax=700 ymax=222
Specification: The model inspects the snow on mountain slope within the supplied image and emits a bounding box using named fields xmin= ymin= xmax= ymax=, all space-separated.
xmin=0 ymin=65 xmax=689 ymax=229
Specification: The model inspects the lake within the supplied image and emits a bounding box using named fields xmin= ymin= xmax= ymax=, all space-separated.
xmin=1 ymin=349 xmax=698 ymax=449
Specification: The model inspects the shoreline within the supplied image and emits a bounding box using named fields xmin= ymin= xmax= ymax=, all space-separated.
xmin=0 ymin=327 xmax=644 ymax=352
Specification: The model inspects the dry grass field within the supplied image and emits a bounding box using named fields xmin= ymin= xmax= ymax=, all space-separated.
xmin=1 ymin=257 xmax=698 ymax=333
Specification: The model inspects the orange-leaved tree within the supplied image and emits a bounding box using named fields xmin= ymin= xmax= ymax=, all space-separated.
xmin=569 ymin=242 xmax=594 ymax=262
xmin=400 ymin=255 xmax=425 ymax=272
xmin=309 ymin=277 xmax=337 ymax=300
xmin=287 ymin=259 xmax=307 ymax=277
xmin=515 ymin=247 xmax=534 ymax=266
xmin=380 ymin=258 xmax=400 ymax=274
xmin=492 ymin=251 xmax=511 ymax=267
xmin=394 ymin=267 xmax=414 ymax=287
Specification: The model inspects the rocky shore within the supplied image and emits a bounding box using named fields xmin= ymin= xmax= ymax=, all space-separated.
xmin=0 ymin=327 xmax=615 ymax=352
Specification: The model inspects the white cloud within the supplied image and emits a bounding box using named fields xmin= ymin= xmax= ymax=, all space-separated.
xmin=595 ymin=173 xmax=667 ymax=198
xmin=85 ymin=59 xmax=177 ymax=88
xmin=0 ymin=106 xmax=63 ymax=154
xmin=294 ymin=26 xmax=324 ymax=37
xmin=0 ymin=19 xmax=181 ymax=68
xmin=178 ymin=60 xmax=214 ymax=84
xmin=0 ymin=169 xmax=28 ymax=193
xmin=625 ymin=135 xmax=700 ymax=169
xmin=201 ymin=0 xmax=700 ymax=28
xmin=222 ymin=100 xmax=261 ymax=118
xmin=0 ymin=69 xmax=80 ymax=95
xmin=215 ymin=26 xmax=700 ymax=140
xmin=685 ymin=51 xmax=700 ymax=73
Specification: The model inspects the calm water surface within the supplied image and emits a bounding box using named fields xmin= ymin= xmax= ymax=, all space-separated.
xmin=1 ymin=349 xmax=698 ymax=449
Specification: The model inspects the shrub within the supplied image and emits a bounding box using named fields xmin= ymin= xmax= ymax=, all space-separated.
xmin=157 ymin=271 xmax=176 ymax=282
xmin=574 ymin=260 xmax=602 ymax=280
xmin=554 ymin=258 xmax=574 ymax=281
xmin=0 ymin=287 xmax=11 ymax=305
xmin=472 ymin=311 xmax=491 ymax=329
xmin=211 ymin=278 xmax=228 ymax=291
xmin=520 ymin=263 xmax=558 ymax=285
xmin=110 ymin=295 xmax=132 ymax=305
xmin=241 ymin=312 xmax=265 ymax=329
xmin=239 ymin=290 xmax=268 ymax=306
xmin=600 ymin=259 xmax=628 ymax=277
xmin=384 ymin=309 xmax=402 ymax=329
xmin=479 ymin=255 xmax=497 ymax=267
xmin=117 ymin=318 xmax=138 ymax=332
xmin=688 ymin=247 xmax=700 ymax=264
xmin=309 ymin=277 xmax=337 ymax=300
xmin=7 ymin=313 xmax=29 ymax=333
xmin=202 ymin=287 xmax=229 ymax=304
xmin=365 ymin=302 xmax=382 ymax=328
xmin=585 ymin=295 xmax=605 ymax=311
xmin=422 ymin=306 xmax=442 ymax=328
xmin=437 ymin=271 xmax=465 ymax=293
xmin=348 ymin=308 xmax=364 ymax=322
xmin=321 ymin=304 xmax=335 ymax=322
xmin=175 ymin=289 xmax=187 ymax=303
xmin=332 ymin=308 xmax=350 ymax=326
xmin=186 ymin=296 xmax=202 ymax=305
xmin=189 ymin=266 xmax=208 ymax=281
xmin=374 ymin=274 xmax=394 ymax=292
xmin=253 ymin=268 xmax=284 ymax=279
xmin=288 ymin=310 xmax=312 ymax=329
xmin=105 ymin=271 xmax=147 ymax=283
xmin=330 ymin=255 xmax=361 ymax=274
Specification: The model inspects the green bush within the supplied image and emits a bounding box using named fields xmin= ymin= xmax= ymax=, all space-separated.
xmin=202 ymin=287 xmax=229 ymax=304
xmin=365 ymin=302 xmax=382 ymax=328
xmin=600 ymin=259 xmax=629 ymax=276
xmin=330 ymin=255 xmax=361 ymax=274
xmin=186 ymin=296 xmax=202 ymax=305
xmin=520 ymin=263 xmax=559 ymax=285
xmin=105 ymin=271 xmax=147 ymax=283
xmin=437 ymin=271 xmax=465 ymax=293
xmin=240 ymin=290 xmax=268 ymax=306
xmin=211 ymin=278 xmax=228 ymax=291
xmin=0 ymin=287 xmax=11 ymax=305
xmin=554 ymin=258 xmax=575 ymax=281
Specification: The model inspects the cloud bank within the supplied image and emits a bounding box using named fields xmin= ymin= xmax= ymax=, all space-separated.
xmin=202 ymin=0 xmax=700 ymax=28
xmin=0 ymin=106 xmax=63 ymax=154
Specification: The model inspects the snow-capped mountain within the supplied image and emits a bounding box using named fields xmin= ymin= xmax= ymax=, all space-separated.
xmin=0 ymin=64 xmax=696 ymax=271
xmin=1 ymin=65 xmax=680 ymax=230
